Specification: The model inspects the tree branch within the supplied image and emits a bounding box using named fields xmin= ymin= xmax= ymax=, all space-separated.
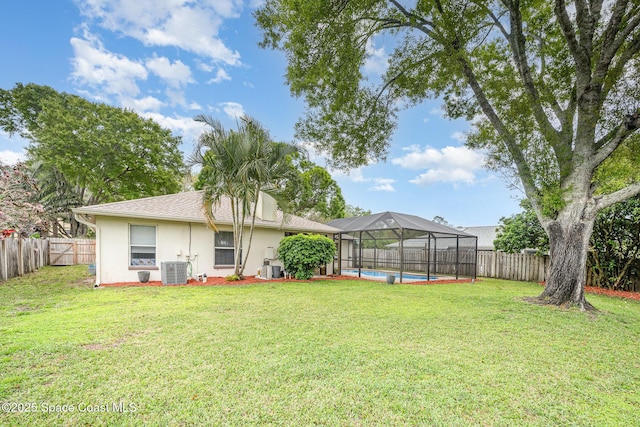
xmin=596 ymin=0 xmax=634 ymax=67
xmin=601 ymin=23 xmax=640 ymax=98
xmin=595 ymin=181 xmax=640 ymax=211
xmin=381 ymin=0 xmax=437 ymax=39
xmin=592 ymin=110 xmax=640 ymax=168
xmin=555 ymin=0 xmax=590 ymax=75
xmin=508 ymin=2 xmax=568 ymax=164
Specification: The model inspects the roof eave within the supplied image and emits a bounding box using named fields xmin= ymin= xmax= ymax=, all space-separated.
xmin=71 ymin=208 xmax=340 ymax=234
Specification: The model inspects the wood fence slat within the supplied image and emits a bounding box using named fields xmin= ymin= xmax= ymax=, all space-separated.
xmin=49 ymin=238 xmax=95 ymax=266
xmin=0 ymin=236 xmax=51 ymax=282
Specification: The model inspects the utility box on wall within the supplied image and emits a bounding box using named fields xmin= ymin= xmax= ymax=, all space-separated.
xmin=265 ymin=247 xmax=275 ymax=260
xmin=161 ymin=261 xmax=188 ymax=285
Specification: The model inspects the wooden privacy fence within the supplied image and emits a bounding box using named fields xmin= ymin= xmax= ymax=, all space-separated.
xmin=49 ymin=238 xmax=96 ymax=266
xmin=0 ymin=236 xmax=50 ymax=282
xmin=477 ymin=250 xmax=549 ymax=282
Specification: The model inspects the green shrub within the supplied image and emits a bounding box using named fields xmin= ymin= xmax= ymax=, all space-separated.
xmin=277 ymin=234 xmax=336 ymax=280
xmin=225 ymin=274 xmax=241 ymax=282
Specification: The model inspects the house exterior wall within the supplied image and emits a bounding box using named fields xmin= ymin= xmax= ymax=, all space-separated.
xmin=94 ymin=215 xmax=333 ymax=284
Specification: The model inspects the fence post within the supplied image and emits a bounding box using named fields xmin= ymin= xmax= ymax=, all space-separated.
xmin=17 ymin=236 xmax=24 ymax=276
xmin=1 ymin=239 xmax=6 ymax=281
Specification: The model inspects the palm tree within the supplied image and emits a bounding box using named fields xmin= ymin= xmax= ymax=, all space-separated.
xmin=30 ymin=161 xmax=83 ymax=237
xmin=190 ymin=115 xmax=300 ymax=277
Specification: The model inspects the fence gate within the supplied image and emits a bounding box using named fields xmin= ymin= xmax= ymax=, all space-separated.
xmin=49 ymin=238 xmax=96 ymax=266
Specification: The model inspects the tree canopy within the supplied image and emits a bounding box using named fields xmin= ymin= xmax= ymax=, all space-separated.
xmin=494 ymin=201 xmax=549 ymax=255
xmin=0 ymin=83 xmax=186 ymax=236
xmin=256 ymin=0 xmax=640 ymax=309
xmin=281 ymin=155 xmax=346 ymax=221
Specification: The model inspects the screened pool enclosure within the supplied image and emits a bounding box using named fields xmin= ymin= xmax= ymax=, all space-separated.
xmin=328 ymin=212 xmax=478 ymax=283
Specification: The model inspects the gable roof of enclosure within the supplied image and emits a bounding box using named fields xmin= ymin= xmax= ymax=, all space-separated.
xmin=328 ymin=211 xmax=478 ymax=283
xmin=328 ymin=211 xmax=474 ymax=238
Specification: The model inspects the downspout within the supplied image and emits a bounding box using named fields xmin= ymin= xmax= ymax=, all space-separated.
xmin=74 ymin=212 xmax=100 ymax=287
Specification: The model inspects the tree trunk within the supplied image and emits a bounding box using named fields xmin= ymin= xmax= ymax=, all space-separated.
xmin=70 ymin=216 xmax=87 ymax=238
xmin=537 ymin=218 xmax=596 ymax=311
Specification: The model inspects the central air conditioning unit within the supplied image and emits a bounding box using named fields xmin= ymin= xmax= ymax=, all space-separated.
xmin=161 ymin=261 xmax=188 ymax=285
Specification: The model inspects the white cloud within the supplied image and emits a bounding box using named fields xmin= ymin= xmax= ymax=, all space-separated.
xmin=70 ymin=35 xmax=147 ymax=98
xmin=146 ymin=56 xmax=193 ymax=87
xmin=429 ymin=107 xmax=443 ymax=116
xmin=363 ymin=38 xmax=388 ymax=75
xmin=392 ymin=145 xmax=485 ymax=186
xmin=329 ymin=164 xmax=395 ymax=191
xmin=166 ymin=89 xmax=187 ymax=106
xmin=409 ymin=168 xmax=477 ymax=186
xmin=0 ymin=150 xmax=26 ymax=165
xmin=197 ymin=62 xmax=214 ymax=72
xmin=371 ymin=178 xmax=396 ymax=192
xmin=143 ymin=112 xmax=205 ymax=144
xmin=76 ymin=0 xmax=242 ymax=65
xmin=120 ymin=95 xmax=165 ymax=112
xmin=219 ymin=102 xmax=245 ymax=120
xmin=331 ymin=167 xmax=369 ymax=183
xmin=451 ymin=131 xmax=466 ymax=142
xmin=208 ymin=69 xmax=231 ymax=84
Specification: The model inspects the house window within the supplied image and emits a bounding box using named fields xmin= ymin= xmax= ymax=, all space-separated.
xmin=215 ymin=231 xmax=236 ymax=266
xmin=130 ymin=225 xmax=156 ymax=266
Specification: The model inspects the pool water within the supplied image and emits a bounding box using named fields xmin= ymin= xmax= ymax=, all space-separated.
xmin=341 ymin=269 xmax=437 ymax=281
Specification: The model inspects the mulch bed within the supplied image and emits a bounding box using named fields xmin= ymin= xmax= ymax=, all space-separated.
xmin=101 ymin=275 xmax=474 ymax=288
xmin=537 ymin=282 xmax=640 ymax=301
xmin=584 ymin=286 xmax=640 ymax=301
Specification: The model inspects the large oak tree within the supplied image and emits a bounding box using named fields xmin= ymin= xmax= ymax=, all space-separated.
xmin=256 ymin=0 xmax=640 ymax=310
xmin=0 ymin=83 xmax=186 ymax=236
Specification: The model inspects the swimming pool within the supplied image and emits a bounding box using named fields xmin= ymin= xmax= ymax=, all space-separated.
xmin=341 ymin=269 xmax=437 ymax=281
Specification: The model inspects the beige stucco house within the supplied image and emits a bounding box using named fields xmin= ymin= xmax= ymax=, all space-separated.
xmin=73 ymin=191 xmax=340 ymax=286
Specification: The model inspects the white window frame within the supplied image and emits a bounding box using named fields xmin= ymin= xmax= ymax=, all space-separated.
xmin=214 ymin=231 xmax=237 ymax=267
xmin=129 ymin=224 xmax=157 ymax=268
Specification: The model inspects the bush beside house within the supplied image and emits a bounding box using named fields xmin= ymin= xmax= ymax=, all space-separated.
xmin=277 ymin=234 xmax=336 ymax=280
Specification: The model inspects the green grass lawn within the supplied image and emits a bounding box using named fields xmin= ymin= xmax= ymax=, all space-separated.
xmin=1 ymin=266 xmax=639 ymax=426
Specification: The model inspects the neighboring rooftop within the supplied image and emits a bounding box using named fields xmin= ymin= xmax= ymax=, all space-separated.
xmin=459 ymin=226 xmax=499 ymax=251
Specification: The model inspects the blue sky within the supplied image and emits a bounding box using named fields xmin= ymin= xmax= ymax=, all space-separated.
xmin=0 ymin=0 xmax=522 ymax=226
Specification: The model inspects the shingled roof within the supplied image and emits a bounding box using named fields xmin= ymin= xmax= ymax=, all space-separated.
xmin=73 ymin=191 xmax=340 ymax=234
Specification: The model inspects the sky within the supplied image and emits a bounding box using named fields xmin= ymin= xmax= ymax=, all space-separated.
xmin=0 ymin=0 xmax=523 ymax=226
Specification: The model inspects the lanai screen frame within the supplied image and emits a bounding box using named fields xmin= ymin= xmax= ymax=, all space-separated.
xmin=330 ymin=212 xmax=478 ymax=283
